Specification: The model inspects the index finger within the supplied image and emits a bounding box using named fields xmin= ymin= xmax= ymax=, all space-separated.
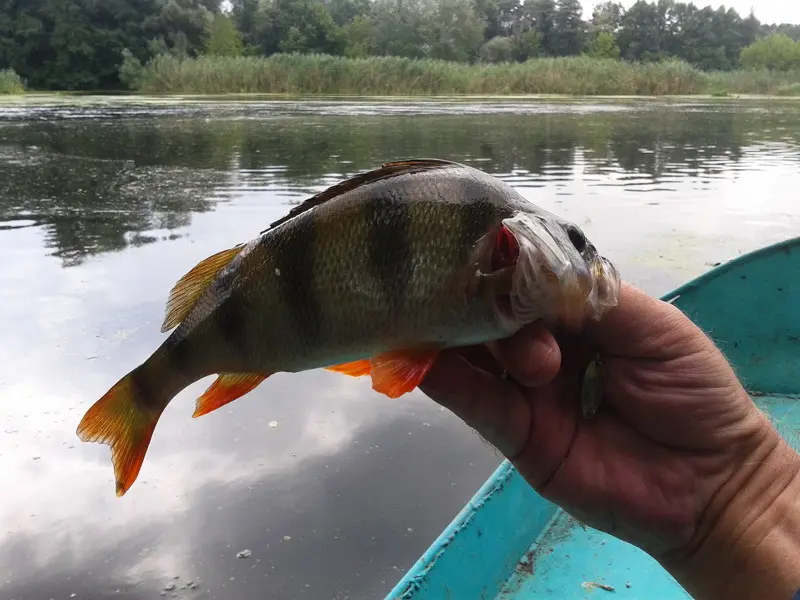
xmin=419 ymin=350 xmax=533 ymax=458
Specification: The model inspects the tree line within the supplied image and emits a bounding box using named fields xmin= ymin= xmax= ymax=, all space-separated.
xmin=1 ymin=0 xmax=799 ymax=91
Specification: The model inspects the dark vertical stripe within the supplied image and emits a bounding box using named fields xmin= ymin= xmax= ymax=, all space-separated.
xmin=458 ymin=196 xmax=498 ymax=260
xmin=273 ymin=212 xmax=321 ymax=340
xmin=213 ymin=290 xmax=251 ymax=359
xmin=365 ymin=192 xmax=411 ymax=308
xmin=130 ymin=365 xmax=164 ymax=412
xmin=166 ymin=337 xmax=194 ymax=375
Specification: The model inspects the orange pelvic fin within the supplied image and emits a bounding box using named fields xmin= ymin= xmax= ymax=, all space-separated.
xmin=161 ymin=244 xmax=243 ymax=332
xmin=369 ymin=347 xmax=441 ymax=399
xmin=76 ymin=371 xmax=164 ymax=497
xmin=193 ymin=372 xmax=269 ymax=417
xmin=325 ymin=359 xmax=372 ymax=377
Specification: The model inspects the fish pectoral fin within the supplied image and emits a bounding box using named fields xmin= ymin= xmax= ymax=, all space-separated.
xmin=325 ymin=360 xmax=372 ymax=377
xmin=161 ymin=245 xmax=244 ymax=333
xmin=193 ymin=372 xmax=270 ymax=418
xmin=369 ymin=347 xmax=442 ymax=399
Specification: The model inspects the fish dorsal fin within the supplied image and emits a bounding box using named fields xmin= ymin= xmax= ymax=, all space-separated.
xmin=265 ymin=159 xmax=463 ymax=231
xmin=160 ymin=245 xmax=244 ymax=332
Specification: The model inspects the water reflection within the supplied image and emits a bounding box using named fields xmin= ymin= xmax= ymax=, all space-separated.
xmin=2 ymin=98 xmax=800 ymax=600
xmin=1 ymin=100 xmax=799 ymax=269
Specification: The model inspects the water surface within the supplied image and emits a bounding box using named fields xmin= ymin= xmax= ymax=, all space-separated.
xmin=2 ymin=96 xmax=800 ymax=600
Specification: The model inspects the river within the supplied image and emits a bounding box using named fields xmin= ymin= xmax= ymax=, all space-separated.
xmin=1 ymin=95 xmax=799 ymax=600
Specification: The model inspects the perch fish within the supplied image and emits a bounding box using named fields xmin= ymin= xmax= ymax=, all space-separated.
xmin=77 ymin=159 xmax=621 ymax=496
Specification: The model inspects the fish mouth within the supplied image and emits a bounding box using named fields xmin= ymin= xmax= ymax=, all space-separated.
xmin=500 ymin=213 xmax=621 ymax=330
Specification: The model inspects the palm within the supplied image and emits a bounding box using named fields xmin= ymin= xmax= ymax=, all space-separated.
xmin=421 ymin=283 xmax=764 ymax=558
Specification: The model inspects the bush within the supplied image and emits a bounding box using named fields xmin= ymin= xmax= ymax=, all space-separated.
xmin=479 ymin=37 xmax=515 ymax=64
xmin=741 ymin=34 xmax=800 ymax=71
xmin=776 ymin=83 xmax=800 ymax=96
xmin=0 ymin=69 xmax=25 ymax=94
xmin=118 ymin=49 xmax=146 ymax=90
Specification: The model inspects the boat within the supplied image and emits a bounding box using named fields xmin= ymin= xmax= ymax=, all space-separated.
xmin=387 ymin=236 xmax=800 ymax=600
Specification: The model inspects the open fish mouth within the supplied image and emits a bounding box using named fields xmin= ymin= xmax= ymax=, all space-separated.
xmin=500 ymin=213 xmax=621 ymax=330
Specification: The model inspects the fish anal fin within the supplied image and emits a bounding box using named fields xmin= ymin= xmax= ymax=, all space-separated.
xmin=193 ymin=373 xmax=269 ymax=418
xmin=325 ymin=360 xmax=372 ymax=377
xmin=370 ymin=347 xmax=442 ymax=399
xmin=266 ymin=159 xmax=461 ymax=231
xmin=161 ymin=245 xmax=243 ymax=333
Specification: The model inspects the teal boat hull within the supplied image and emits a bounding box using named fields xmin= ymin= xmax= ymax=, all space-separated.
xmin=388 ymin=236 xmax=800 ymax=600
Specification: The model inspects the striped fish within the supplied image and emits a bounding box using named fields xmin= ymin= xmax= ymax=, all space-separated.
xmin=77 ymin=159 xmax=621 ymax=497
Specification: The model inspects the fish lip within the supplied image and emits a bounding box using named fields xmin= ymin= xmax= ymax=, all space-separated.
xmin=501 ymin=213 xmax=621 ymax=329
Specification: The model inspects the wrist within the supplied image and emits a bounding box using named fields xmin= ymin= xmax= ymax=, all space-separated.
xmin=664 ymin=415 xmax=800 ymax=599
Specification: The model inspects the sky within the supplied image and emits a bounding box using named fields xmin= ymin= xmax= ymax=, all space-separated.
xmin=584 ymin=0 xmax=800 ymax=25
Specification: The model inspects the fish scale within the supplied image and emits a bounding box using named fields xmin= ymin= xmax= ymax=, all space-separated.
xmin=75 ymin=159 xmax=621 ymax=497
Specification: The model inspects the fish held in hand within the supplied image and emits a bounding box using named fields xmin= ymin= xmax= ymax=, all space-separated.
xmin=76 ymin=159 xmax=621 ymax=496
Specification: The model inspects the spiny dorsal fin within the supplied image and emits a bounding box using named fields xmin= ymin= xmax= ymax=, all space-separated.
xmin=265 ymin=158 xmax=463 ymax=232
xmin=160 ymin=245 xmax=244 ymax=333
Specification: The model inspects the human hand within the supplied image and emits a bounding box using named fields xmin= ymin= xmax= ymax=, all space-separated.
xmin=421 ymin=281 xmax=800 ymax=597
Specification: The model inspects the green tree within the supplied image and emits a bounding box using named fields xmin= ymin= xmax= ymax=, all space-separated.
xmin=586 ymin=30 xmax=620 ymax=59
xmin=524 ymin=0 xmax=556 ymax=55
xmin=262 ymin=0 xmax=343 ymax=55
xmin=205 ymin=13 xmax=244 ymax=56
xmin=514 ymin=28 xmax=543 ymax=60
xmin=474 ymin=0 xmax=521 ymax=40
xmin=230 ymin=0 xmax=268 ymax=52
xmin=342 ymin=14 xmax=374 ymax=57
xmin=617 ymin=0 xmax=666 ymax=62
xmin=428 ymin=0 xmax=486 ymax=62
xmin=369 ymin=0 xmax=434 ymax=59
xmin=480 ymin=35 xmax=515 ymax=62
xmin=0 ymin=0 xmax=216 ymax=90
xmin=741 ymin=33 xmax=800 ymax=71
xmin=591 ymin=1 xmax=624 ymax=33
xmin=552 ymin=0 xmax=584 ymax=56
xmin=325 ymin=0 xmax=371 ymax=26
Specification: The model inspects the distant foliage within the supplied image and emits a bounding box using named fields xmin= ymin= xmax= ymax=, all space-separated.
xmin=1 ymin=0 xmax=799 ymax=91
xmin=0 ymin=69 xmax=25 ymax=94
xmin=0 ymin=0 xmax=215 ymax=90
xmin=741 ymin=34 xmax=800 ymax=71
xmin=480 ymin=37 xmax=516 ymax=64
xmin=119 ymin=49 xmax=146 ymax=90
xmin=586 ymin=31 xmax=620 ymax=59
xmin=205 ymin=14 xmax=245 ymax=57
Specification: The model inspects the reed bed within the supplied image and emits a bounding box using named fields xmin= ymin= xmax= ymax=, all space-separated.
xmin=136 ymin=53 xmax=800 ymax=97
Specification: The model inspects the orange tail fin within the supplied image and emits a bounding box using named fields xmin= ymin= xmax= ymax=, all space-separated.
xmin=77 ymin=370 xmax=167 ymax=497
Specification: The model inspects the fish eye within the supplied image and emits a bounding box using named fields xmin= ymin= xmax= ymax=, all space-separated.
xmin=566 ymin=225 xmax=587 ymax=253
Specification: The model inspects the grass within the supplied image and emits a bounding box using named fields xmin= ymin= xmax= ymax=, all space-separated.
xmin=0 ymin=69 xmax=25 ymax=95
xmin=776 ymin=83 xmax=800 ymax=96
xmin=133 ymin=53 xmax=800 ymax=97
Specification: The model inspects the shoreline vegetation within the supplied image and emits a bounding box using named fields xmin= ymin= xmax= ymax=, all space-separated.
xmin=2 ymin=1 xmax=800 ymax=99
xmin=0 ymin=69 xmax=25 ymax=95
xmin=129 ymin=54 xmax=800 ymax=97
